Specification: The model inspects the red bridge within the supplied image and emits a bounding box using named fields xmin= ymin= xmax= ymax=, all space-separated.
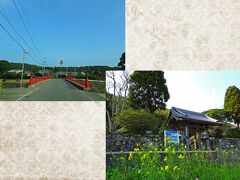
xmin=29 ymin=75 xmax=51 ymax=86
xmin=65 ymin=76 xmax=90 ymax=89
xmin=28 ymin=75 xmax=103 ymax=91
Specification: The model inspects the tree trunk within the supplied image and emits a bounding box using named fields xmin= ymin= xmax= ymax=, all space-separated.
xmin=106 ymin=109 xmax=113 ymax=133
xmin=144 ymin=100 xmax=150 ymax=112
xmin=112 ymin=80 xmax=116 ymax=114
xmin=121 ymin=88 xmax=128 ymax=112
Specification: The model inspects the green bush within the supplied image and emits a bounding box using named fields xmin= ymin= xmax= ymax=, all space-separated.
xmin=3 ymin=79 xmax=29 ymax=88
xmin=225 ymin=128 xmax=240 ymax=138
xmin=209 ymin=125 xmax=224 ymax=138
xmin=116 ymin=127 xmax=129 ymax=134
xmin=88 ymin=81 xmax=105 ymax=93
xmin=154 ymin=109 xmax=170 ymax=128
xmin=114 ymin=109 xmax=159 ymax=134
xmin=209 ymin=123 xmax=240 ymax=138
xmin=210 ymin=126 xmax=224 ymax=138
xmin=0 ymin=79 xmax=3 ymax=90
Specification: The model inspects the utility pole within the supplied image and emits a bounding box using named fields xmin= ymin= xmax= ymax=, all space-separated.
xmin=20 ymin=49 xmax=28 ymax=88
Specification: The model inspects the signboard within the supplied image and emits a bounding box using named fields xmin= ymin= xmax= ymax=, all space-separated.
xmin=164 ymin=130 xmax=179 ymax=147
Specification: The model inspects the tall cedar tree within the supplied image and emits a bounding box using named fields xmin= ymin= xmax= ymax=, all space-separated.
xmin=128 ymin=71 xmax=170 ymax=113
xmin=224 ymin=86 xmax=240 ymax=129
xmin=117 ymin=52 xmax=125 ymax=70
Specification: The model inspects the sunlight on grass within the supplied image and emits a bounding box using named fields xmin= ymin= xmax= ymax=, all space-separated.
xmin=107 ymin=144 xmax=240 ymax=179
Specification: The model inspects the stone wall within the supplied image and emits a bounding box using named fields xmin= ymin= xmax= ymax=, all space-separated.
xmin=218 ymin=138 xmax=240 ymax=150
xmin=107 ymin=134 xmax=240 ymax=152
xmin=106 ymin=134 xmax=163 ymax=152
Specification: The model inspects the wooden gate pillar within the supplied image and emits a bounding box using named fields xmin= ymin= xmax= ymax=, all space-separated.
xmin=196 ymin=131 xmax=202 ymax=150
xmin=185 ymin=125 xmax=189 ymax=150
xmin=206 ymin=127 xmax=210 ymax=151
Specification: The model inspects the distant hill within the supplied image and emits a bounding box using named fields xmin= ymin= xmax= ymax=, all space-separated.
xmin=0 ymin=60 xmax=121 ymax=80
xmin=0 ymin=60 xmax=41 ymax=72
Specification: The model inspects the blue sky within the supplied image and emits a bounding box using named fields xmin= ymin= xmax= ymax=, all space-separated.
xmin=165 ymin=71 xmax=240 ymax=112
xmin=0 ymin=0 xmax=125 ymax=67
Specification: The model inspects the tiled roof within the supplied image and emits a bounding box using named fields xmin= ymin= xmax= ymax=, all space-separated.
xmin=170 ymin=107 xmax=222 ymax=125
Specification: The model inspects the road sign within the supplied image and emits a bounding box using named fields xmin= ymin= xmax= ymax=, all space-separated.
xmin=60 ymin=60 xmax=64 ymax=73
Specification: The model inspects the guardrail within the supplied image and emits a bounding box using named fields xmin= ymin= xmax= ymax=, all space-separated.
xmin=29 ymin=76 xmax=51 ymax=86
xmin=88 ymin=80 xmax=106 ymax=83
xmin=65 ymin=76 xmax=90 ymax=89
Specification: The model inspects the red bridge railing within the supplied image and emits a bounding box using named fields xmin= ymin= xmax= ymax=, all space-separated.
xmin=29 ymin=76 xmax=51 ymax=86
xmin=65 ymin=76 xmax=90 ymax=89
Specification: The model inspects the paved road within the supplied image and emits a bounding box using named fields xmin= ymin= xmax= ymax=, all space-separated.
xmin=0 ymin=79 xmax=105 ymax=101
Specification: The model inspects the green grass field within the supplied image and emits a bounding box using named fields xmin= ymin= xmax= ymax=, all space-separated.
xmin=107 ymin=144 xmax=240 ymax=180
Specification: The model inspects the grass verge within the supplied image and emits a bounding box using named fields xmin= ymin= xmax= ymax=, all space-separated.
xmin=107 ymin=144 xmax=240 ymax=179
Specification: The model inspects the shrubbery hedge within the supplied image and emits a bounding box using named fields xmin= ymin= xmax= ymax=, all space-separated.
xmin=0 ymin=79 xmax=3 ymax=90
xmin=114 ymin=109 xmax=160 ymax=134
xmin=209 ymin=123 xmax=240 ymax=138
xmin=88 ymin=81 xmax=105 ymax=93
xmin=3 ymin=79 xmax=29 ymax=88
xmin=154 ymin=109 xmax=170 ymax=127
xmin=225 ymin=128 xmax=240 ymax=138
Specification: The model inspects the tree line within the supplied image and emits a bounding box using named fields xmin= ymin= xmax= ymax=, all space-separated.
xmin=0 ymin=52 xmax=125 ymax=79
xmin=203 ymin=86 xmax=240 ymax=137
xmin=204 ymin=86 xmax=240 ymax=128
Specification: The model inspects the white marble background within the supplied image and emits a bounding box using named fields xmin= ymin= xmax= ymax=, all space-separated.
xmin=126 ymin=0 xmax=240 ymax=70
xmin=0 ymin=102 xmax=105 ymax=179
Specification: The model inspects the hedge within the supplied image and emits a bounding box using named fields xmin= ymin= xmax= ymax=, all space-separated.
xmin=114 ymin=109 xmax=159 ymax=134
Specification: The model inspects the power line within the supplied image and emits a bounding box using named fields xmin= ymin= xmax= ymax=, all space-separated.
xmin=28 ymin=53 xmax=43 ymax=65
xmin=18 ymin=0 xmax=43 ymax=58
xmin=0 ymin=0 xmax=7 ymax=15
xmin=0 ymin=23 xmax=25 ymax=49
xmin=1 ymin=1 xmax=44 ymax=65
xmin=0 ymin=10 xmax=42 ymax=62
xmin=11 ymin=0 xmax=43 ymax=60
xmin=0 ymin=23 xmax=43 ymax=65
xmin=0 ymin=0 xmax=46 ymax=66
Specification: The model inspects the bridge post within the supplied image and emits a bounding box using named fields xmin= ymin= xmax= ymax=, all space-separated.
xmin=29 ymin=76 xmax=33 ymax=87
xmin=85 ymin=78 xmax=90 ymax=89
